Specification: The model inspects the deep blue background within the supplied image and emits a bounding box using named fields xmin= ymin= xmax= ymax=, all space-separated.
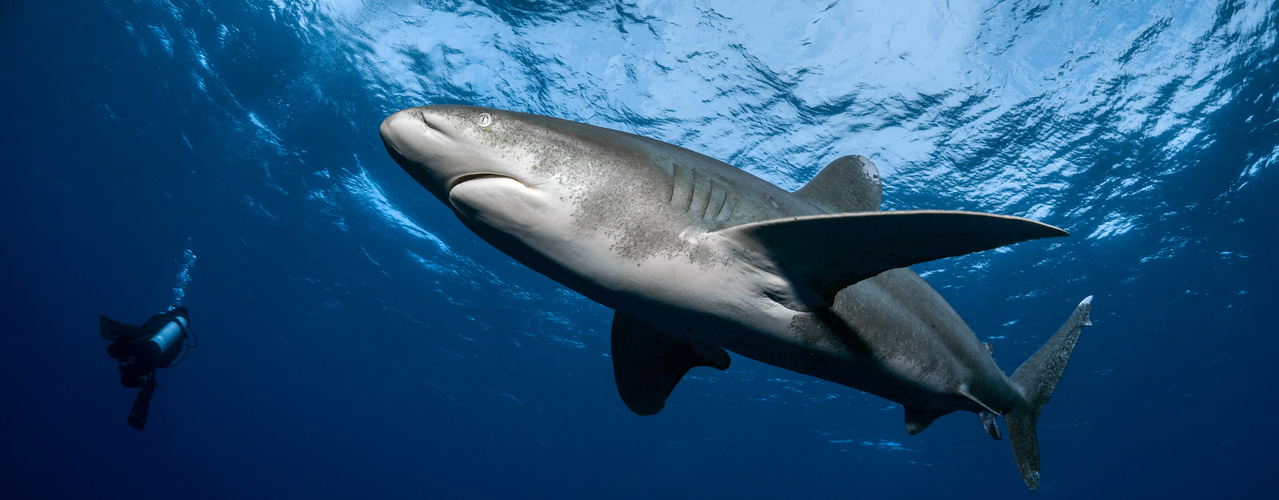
xmin=2 ymin=1 xmax=1276 ymax=498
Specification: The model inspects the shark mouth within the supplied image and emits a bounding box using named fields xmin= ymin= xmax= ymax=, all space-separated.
xmin=448 ymin=173 xmax=527 ymax=192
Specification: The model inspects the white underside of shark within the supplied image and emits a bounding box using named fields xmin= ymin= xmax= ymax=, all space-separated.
xmin=381 ymin=105 xmax=1092 ymax=491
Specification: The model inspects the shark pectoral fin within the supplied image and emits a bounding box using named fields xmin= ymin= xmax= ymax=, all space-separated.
xmin=716 ymin=210 xmax=1069 ymax=311
xmin=610 ymin=312 xmax=730 ymax=416
xmin=904 ymin=406 xmax=948 ymax=435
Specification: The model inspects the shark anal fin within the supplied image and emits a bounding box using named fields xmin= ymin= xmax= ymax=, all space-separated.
xmin=717 ymin=210 xmax=1069 ymax=311
xmin=795 ymin=155 xmax=881 ymax=213
xmin=904 ymin=406 xmax=949 ymax=435
xmin=610 ymin=312 xmax=730 ymax=416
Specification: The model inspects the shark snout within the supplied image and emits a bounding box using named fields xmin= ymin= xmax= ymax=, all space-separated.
xmin=380 ymin=108 xmax=457 ymax=201
xmin=379 ymin=118 xmax=409 ymax=164
xmin=381 ymin=106 xmax=532 ymax=203
xmin=379 ymin=109 xmax=424 ymax=158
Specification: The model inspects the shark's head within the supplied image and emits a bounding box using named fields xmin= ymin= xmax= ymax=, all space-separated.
xmin=380 ymin=105 xmax=684 ymax=298
xmin=381 ymin=105 xmax=552 ymax=209
xmin=381 ymin=106 xmax=598 ymax=247
xmin=381 ymin=103 xmax=773 ymax=315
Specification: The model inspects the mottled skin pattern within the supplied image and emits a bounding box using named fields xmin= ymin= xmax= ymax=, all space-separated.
xmin=381 ymin=105 xmax=1087 ymax=490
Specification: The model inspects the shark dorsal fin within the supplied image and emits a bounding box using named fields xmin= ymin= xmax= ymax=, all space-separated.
xmin=610 ymin=312 xmax=730 ymax=416
xmin=794 ymin=155 xmax=882 ymax=213
xmin=717 ymin=210 xmax=1068 ymax=311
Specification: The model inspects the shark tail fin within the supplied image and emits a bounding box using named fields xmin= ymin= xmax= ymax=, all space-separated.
xmin=1006 ymin=296 xmax=1093 ymax=491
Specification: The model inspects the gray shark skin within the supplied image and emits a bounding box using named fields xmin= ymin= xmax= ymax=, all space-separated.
xmin=380 ymin=105 xmax=1092 ymax=491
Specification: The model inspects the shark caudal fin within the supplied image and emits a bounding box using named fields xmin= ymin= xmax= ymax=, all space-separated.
xmin=1006 ymin=296 xmax=1092 ymax=491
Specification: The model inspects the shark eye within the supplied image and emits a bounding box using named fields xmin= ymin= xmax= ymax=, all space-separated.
xmin=476 ymin=113 xmax=493 ymax=127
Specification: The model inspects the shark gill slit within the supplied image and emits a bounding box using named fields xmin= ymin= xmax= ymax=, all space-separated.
xmin=667 ymin=163 xmax=679 ymax=205
xmin=695 ymin=172 xmax=715 ymax=219
xmin=717 ymin=196 xmax=738 ymax=222
xmin=707 ymin=184 xmax=729 ymax=221
xmin=687 ymin=168 xmax=708 ymax=216
xmin=669 ymin=163 xmax=696 ymax=211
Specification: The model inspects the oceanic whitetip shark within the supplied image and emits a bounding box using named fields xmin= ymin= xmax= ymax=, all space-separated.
xmin=380 ymin=105 xmax=1092 ymax=491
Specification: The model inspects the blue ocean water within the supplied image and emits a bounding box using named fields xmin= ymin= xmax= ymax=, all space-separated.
xmin=2 ymin=0 xmax=1276 ymax=498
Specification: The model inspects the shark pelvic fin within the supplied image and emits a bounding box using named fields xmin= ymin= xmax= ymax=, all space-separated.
xmin=717 ymin=210 xmax=1069 ymax=311
xmin=980 ymin=410 xmax=1002 ymax=440
xmin=610 ymin=312 xmax=730 ymax=416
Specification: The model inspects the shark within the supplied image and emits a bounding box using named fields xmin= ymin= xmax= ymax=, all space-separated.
xmin=380 ymin=105 xmax=1092 ymax=490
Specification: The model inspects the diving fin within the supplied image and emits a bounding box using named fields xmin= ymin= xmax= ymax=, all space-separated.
xmin=100 ymin=315 xmax=144 ymax=341
xmin=127 ymin=375 xmax=157 ymax=431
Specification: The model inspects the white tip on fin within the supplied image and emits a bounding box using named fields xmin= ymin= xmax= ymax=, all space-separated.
xmin=1080 ymin=295 xmax=1094 ymax=325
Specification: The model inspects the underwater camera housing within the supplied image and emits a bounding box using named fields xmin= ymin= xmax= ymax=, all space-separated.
xmin=100 ymin=306 xmax=194 ymax=430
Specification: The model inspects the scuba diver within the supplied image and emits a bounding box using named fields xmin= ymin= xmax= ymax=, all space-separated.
xmin=100 ymin=306 xmax=197 ymax=430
